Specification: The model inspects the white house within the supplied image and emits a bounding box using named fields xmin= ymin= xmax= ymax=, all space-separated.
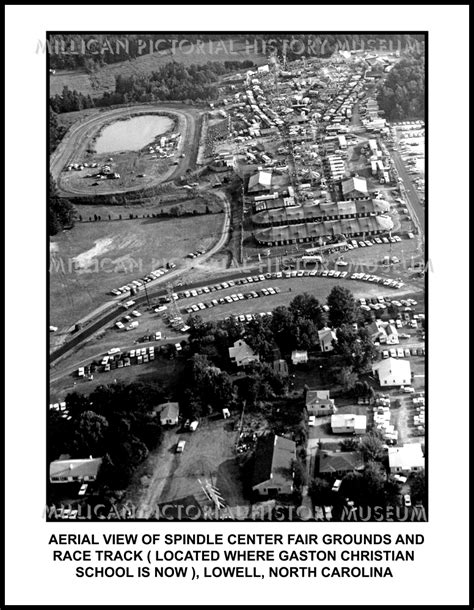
xmin=291 ymin=350 xmax=308 ymax=365
xmin=318 ymin=327 xmax=337 ymax=352
xmin=372 ymin=358 xmax=411 ymax=387
xmin=331 ymin=414 xmax=367 ymax=435
xmin=49 ymin=457 xmax=103 ymax=484
xmin=229 ymin=339 xmax=260 ymax=367
xmin=388 ymin=444 xmax=425 ymax=474
xmin=155 ymin=402 xmax=180 ymax=426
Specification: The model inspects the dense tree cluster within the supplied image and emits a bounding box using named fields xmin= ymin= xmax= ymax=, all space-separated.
xmin=50 ymin=60 xmax=254 ymax=113
xmin=48 ymin=382 xmax=166 ymax=489
xmin=49 ymin=173 xmax=76 ymax=236
xmin=377 ymin=50 xmax=425 ymax=120
xmin=333 ymin=324 xmax=378 ymax=374
xmin=180 ymin=354 xmax=235 ymax=420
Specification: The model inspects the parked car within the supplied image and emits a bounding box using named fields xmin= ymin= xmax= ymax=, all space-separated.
xmin=403 ymin=494 xmax=412 ymax=507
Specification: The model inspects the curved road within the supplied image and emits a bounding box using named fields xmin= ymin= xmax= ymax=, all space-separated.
xmin=50 ymin=190 xmax=231 ymax=364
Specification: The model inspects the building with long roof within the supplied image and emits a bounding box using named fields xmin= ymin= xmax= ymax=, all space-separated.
xmin=254 ymin=214 xmax=393 ymax=246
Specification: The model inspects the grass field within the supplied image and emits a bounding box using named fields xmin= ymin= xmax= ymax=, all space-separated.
xmin=50 ymin=213 xmax=224 ymax=329
xmin=50 ymin=40 xmax=267 ymax=98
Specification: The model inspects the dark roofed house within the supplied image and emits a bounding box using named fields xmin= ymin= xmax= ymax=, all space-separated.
xmin=306 ymin=390 xmax=337 ymax=418
xmin=318 ymin=450 xmax=364 ymax=476
xmin=252 ymin=434 xmax=296 ymax=497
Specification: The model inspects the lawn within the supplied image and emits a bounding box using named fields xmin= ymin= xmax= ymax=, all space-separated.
xmin=49 ymin=213 xmax=224 ymax=329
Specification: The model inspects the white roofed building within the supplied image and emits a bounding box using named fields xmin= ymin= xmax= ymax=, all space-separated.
xmin=372 ymin=358 xmax=411 ymax=387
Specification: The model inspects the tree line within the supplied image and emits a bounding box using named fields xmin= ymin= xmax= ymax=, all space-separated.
xmin=49 ymin=173 xmax=76 ymax=236
xmin=50 ymin=60 xmax=255 ymax=113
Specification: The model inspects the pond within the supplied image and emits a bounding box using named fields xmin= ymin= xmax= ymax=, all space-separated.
xmin=94 ymin=114 xmax=174 ymax=153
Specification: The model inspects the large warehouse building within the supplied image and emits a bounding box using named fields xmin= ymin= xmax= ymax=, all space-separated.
xmin=254 ymin=214 xmax=393 ymax=246
xmin=252 ymin=198 xmax=390 ymax=227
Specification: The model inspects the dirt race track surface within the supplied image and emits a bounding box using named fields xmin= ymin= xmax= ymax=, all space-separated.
xmin=50 ymin=103 xmax=203 ymax=196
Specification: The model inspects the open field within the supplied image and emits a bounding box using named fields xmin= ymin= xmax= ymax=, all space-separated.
xmin=124 ymin=417 xmax=247 ymax=515
xmin=50 ymin=40 xmax=267 ymax=98
xmin=50 ymin=214 xmax=224 ymax=329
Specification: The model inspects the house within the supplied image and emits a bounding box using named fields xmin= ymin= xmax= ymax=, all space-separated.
xmin=273 ymin=359 xmax=289 ymax=376
xmin=318 ymin=450 xmax=364 ymax=475
xmin=229 ymin=339 xmax=260 ymax=367
xmin=383 ymin=323 xmax=399 ymax=345
xmin=341 ymin=176 xmax=368 ymax=199
xmin=368 ymin=320 xmax=398 ymax=345
xmin=372 ymin=358 xmax=411 ymax=387
xmin=318 ymin=327 xmax=337 ymax=352
xmin=154 ymin=402 xmax=180 ymax=426
xmin=49 ymin=457 xmax=103 ymax=484
xmin=291 ymin=350 xmax=308 ymax=365
xmin=306 ymin=390 xmax=337 ymax=418
xmin=331 ymin=414 xmax=367 ymax=435
xmin=252 ymin=434 xmax=296 ymax=497
xmin=388 ymin=444 xmax=425 ymax=474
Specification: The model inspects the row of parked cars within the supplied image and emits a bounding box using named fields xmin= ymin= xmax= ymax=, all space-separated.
xmin=187 ymin=248 xmax=207 ymax=259
xmin=350 ymin=272 xmax=404 ymax=288
xmin=408 ymin=391 xmax=425 ymax=437
xmin=76 ymin=342 xmax=185 ymax=377
xmin=183 ymin=287 xmax=282 ymax=314
xmin=382 ymin=346 xmax=425 ymax=359
xmin=109 ymin=265 xmax=175 ymax=297
xmin=346 ymin=235 xmax=403 ymax=249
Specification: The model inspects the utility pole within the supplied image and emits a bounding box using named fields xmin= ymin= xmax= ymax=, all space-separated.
xmin=143 ymin=282 xmax=151 ymax=309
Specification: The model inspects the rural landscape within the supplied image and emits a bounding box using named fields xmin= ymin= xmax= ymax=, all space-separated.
xmin=48 ymin=33 xmax=426 ymax=522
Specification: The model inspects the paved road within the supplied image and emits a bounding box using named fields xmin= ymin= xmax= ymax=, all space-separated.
xmin=391 ymin=149 xmax=425 ymax=239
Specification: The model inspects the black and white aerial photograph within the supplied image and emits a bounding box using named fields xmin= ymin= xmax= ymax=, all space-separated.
xmin=47 ymin=32 xmax=427 ymax=522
